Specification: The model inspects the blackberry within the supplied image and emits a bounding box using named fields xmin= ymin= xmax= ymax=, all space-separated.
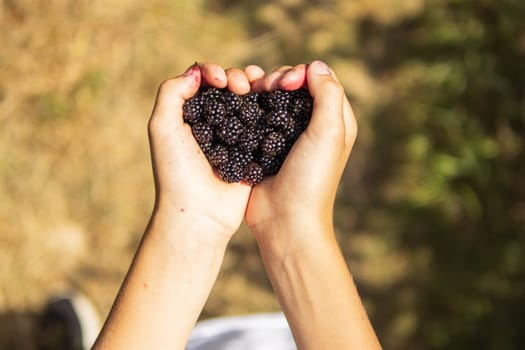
xmin=183 ymin=94 xmax=204 ymax=124
xmin=258 ymin=154 xmax=283 ymax=176
xmin=202 ymin=87 xmax=223 ymax=100
xmin=191 ymin=122 xmax=213 ymax=146
xmin=238 ymin=127 xmax=263 ymax=152
xmin=229 ymin=147 xmax=253 ymax=167
xmin=283 ymin=117 xmax=307 ymax=143
xmin=256 ymin=120 xmax=275 ymax=136
xmin=222 ymin=91 xmax=242 ymax=114
xmin=290 ymin=89 xmax=313 ymax=116
xmin=261 ymin=131 xmax=286 ymax=156
xmin=267 ymin=90 xmax=291 ymax=110
xmin=244 ymin=162 xmax=264 ymax=185
xmin=218 ymin=148 xmax=252 ymax=183
xmin=218 ymin=162 xmax=244 ymax=183
xmin=265 ymin=109 xmax=291 ymax=128
xmin=206 ymin=144 xmax=228 ymax=167
xmin=243 ymin=91 xmax=259 ymax=104
xmin=217 ymin=116 xmax=243 ymax=145
xmin=240 ymin=102 xmax=263 ymax=125
xmin=205 ymin=99 xmax=227 ymax=125
xmin=281 ymin=117 xmax=297 ymax=139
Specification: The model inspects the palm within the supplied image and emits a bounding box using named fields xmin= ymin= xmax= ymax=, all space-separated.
xmin=150 ymin=112 xmax=251 ymax=236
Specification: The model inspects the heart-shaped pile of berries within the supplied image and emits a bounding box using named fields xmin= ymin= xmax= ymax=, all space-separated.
xmin=182 ymin=87 xmax=313 ymax=185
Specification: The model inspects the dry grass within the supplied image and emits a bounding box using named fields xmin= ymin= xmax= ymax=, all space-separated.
xmin=0 ymin=0 xmax=264 ymax=334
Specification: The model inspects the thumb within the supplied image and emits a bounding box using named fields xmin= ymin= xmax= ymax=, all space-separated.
xmin=150 ymin=65 xmax=202 ymax=128
xmin=305 ymin=60 xmax=346 ymax=147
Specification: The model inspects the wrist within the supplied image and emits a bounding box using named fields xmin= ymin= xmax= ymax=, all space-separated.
xmin=250 ymin=216 xmax=335 ymax=260
xmin=148 ymin=200 xmax=233 ymax=249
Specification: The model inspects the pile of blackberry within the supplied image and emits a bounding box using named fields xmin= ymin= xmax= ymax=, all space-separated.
xmin=183 ymin=87 xmax=313 ymax=185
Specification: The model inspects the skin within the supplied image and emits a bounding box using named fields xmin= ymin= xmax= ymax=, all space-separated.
xmin=93 ymin=61 xmax=382 ymax=350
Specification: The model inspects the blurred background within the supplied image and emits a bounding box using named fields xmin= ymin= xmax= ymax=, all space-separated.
xmin=1 ymin=0 xmax=524 ymax=349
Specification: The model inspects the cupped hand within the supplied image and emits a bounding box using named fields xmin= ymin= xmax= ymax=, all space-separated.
xmin=245 ymin=61 xmax=357 ymax=241
xmin=148 ymin=63 xmax=263 ymax=238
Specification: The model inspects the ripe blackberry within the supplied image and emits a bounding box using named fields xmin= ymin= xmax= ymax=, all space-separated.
xmin=218 ymin=162 xmax=244 ymax=183
xmin=261 ymin=131 xmax=286 ymax=156
xmin=243 ymin=91 xmax=259 ymax=104
xmin=218 ymin=148 xmax=252 ymax=183
xmin=205 ymin=99 xmax=227 ymax=125
xmin=239 ymin=127 xmax=263 ymax=152
xmin=267 ymin=90 xmax=291 ymax=110
xmin=240 ymin=102 xmax=264 ymax=125
xmin=290 ymin=89 xmax=313 ymax=116
xmin=244 ymin=162 xmax=264 ymax=185
xmin=222 ymin=91 xmax=242 ymax=114
xmin=206 ymin=144 xmax=228 ymax=167
xmin=217 ymin=117 xmax=243 ymax=145
xmin=202 ymin=87 xmax=222 ymax=100
xmin=191 ymin=122 xmax=213 ymax=146
xmin=283 ymin=117 xmax=307 ymax=143
xmin=256 ymin=120 xmax=275 ymax=136
xmin=183 ymin=94 xmax=204 ymax=124
xmin=229 ymin=147 xmax=253 ymax=167
xmin=258 ymin=154 xmax=283 ymax=176
xmin=265 ymin=109 xmax=291 ymax=128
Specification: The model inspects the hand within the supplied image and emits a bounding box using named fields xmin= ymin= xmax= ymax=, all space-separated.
xmin=147 ymin=63 xmax=264 ymax=238
xmin=245 ymin=61 xmax=357 ymax=245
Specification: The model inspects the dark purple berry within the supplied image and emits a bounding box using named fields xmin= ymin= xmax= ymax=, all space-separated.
xmin=206 ymin=144 xmax=229 ymax=167
xmin=258 ymin=154 xmax=283 ymax=176
xmin=267 ymin=90 xmax=291 ymax=110
xmin=261 ymin=131 xmax=286 ymax=156
xmin=218 ymin=162 xmax=245 ymax=183
xmin=217 ymin=117 xmax=243 ymax=145
xmin=222 ymin=91 xmax=242 ymax=114
xmin=183 ymin=95 xmax=204 ymax=124
xmin=265 ymin=109 xmax=291 ymax=128
xmin=191 ymin=122 xmax=213 ymax=146
xmin=205 ymin=100 xmax=227 ymax=125
xmin=239 ymin=127 xmax=263 ymax=152
xmin=202 ymin=87 xmax=222 ymax=100
xmin=244 ymin=162 xmax=264 ymax=185
xmin=240 ymin=102 xmax=264 ymax=125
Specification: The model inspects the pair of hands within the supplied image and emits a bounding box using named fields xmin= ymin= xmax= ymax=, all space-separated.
xmin=147 ymin=61 xmax=356 ymax=246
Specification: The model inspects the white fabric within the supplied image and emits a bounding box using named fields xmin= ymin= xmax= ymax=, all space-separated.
xmin=186 ymin=313 xmax=297 ymax=350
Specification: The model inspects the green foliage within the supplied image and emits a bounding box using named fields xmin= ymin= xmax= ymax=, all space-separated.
xmin=357 ymin=1 xmax=525 ymax=349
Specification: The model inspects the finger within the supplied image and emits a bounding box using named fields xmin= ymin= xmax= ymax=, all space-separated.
xmin=305 ymin=61 xmax=346 ymax=158
xmin=226 ymin=68 xmax=251 ymax=95
xmin=328 ymin=68 xmax=357 ymax=155
xmin=150 ymin=64 xmax=201 ymax=127
xmin=305 ymin=60 xmax=345 ymax=146
xmin=342 ymin=98 xmax=357 ymax=158
xmin=252 ymin=66 xmax=293 ymax=92
xmin=244 ymin=65 xmax=265 ymax=84
xmin=198 ymin=62 xmax=227 ymax=88
xmin=278 ymin=64 xmax=307 ymax=91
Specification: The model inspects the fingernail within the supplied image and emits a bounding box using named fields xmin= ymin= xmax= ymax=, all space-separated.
xmin=313 ymin=60 xmax=330 ymax=75
xmin=183 ymin=63 xmax=198 ymax=77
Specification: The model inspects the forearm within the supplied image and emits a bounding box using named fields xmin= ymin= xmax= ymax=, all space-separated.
xmin=93 ymin=207 xmax=230 ymax=350
xmin=256 ymin=220 xmax=382 ymax=350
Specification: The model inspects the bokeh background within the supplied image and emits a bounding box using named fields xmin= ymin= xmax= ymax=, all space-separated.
xmin=1 ymin=0 xmax=524 ymax=349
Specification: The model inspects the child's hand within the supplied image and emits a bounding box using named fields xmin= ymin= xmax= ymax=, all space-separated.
xmin=148 ymin=63 xmax=263 ymax=238
xmin=245 ymin=61 xmax=357 ymax=247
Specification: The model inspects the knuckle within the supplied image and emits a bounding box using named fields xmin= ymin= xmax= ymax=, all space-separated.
xmin=158 ymin=78 xmax=178 ymax=95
